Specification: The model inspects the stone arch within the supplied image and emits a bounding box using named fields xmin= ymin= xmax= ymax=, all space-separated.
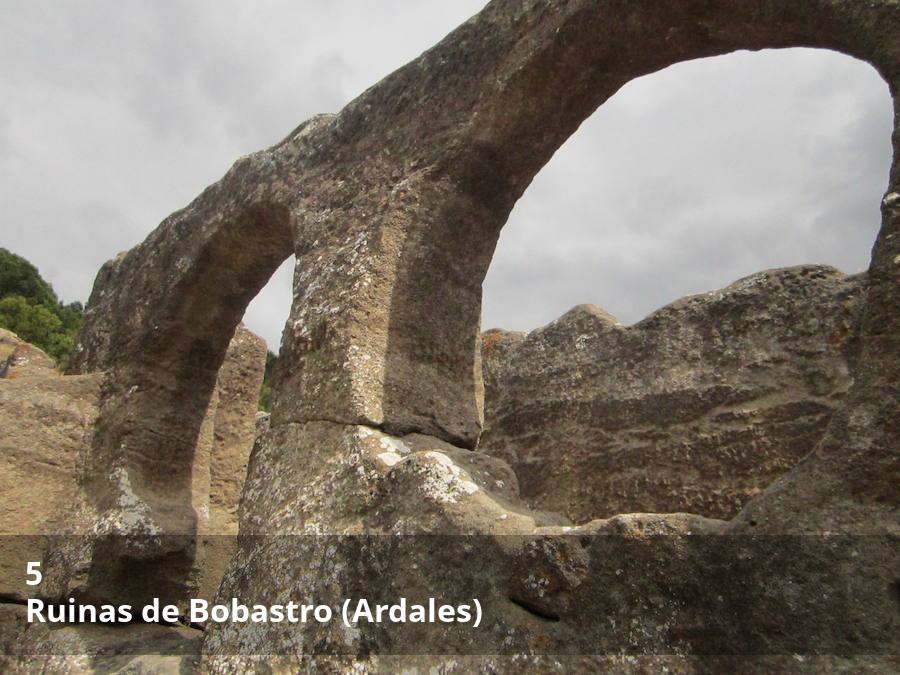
xmin=268 ymin=0 xmax=899 ymax=534
xmin=67 ymin=149 xmax=298 ymax=602
xmin=271 ymin=0 xmax=899 ymax=452
xmin=71 ymin=0 xmax=900 ymax=602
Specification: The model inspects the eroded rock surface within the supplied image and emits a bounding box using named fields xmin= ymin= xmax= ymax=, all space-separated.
xmin=205 ymin=420 xmax=897 ymax=662
xmin=198 ymin=325 xmax=268 ymax=604
xmin=0 ymin=328 xmax=58 ymax=380
xmin=0 ymin=366 xmax=100 ymax=536
xmin=480 ymin=266 xmax=864 ymax=522
xmin=0 ymin=603 xmax=201 ymax=675
xmin=209 ymin=325 xmax=268 ymax=535
xmin=0 ymin=329 xmax=102 ymax=601
xmin=0 ymin=327 xmax=265 ymax=606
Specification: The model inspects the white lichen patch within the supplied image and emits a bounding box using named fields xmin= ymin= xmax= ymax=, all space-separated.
xmin=342 ymin=620 xmax=361 ymax=647
xmin=96 ymin=466 xmax=161 ymax=535
xmin=377 ymin=451 xmax=404 ymax=467
xmin=379 ymin=435 xmax=411 ymax=455
xmin=416 ymin=451 xmax=480 ymax=504
xmin=357 ymin=426 xmax=411 ymax=468
xmin=523 ymin=573 xmax=550 ymax=598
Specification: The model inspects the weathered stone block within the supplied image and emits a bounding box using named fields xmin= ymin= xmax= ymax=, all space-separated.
xmin=480 ymin=266 xmax=863 ymax=522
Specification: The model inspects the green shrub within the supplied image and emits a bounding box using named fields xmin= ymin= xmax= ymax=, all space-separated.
xmin=0 ymin=248 xmax=84 ymax=366
xmin=258 ymin=350 xmax=278 ymax=411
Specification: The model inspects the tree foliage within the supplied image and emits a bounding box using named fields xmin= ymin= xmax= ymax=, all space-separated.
xmin=258 ymin=350 xmax=278 ymax=412
xmin=0 ymin=248 xmax=59 ymax=308
xmin=0 ymin=248 xmax=84 ymax=365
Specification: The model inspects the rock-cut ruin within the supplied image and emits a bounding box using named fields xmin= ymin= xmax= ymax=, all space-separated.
xmin=1 ymin=0 xmax=899 ymax=671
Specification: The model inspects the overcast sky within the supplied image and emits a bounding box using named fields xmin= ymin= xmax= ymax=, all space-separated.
xmin=1 ymin=2 xmax=893 ymax=350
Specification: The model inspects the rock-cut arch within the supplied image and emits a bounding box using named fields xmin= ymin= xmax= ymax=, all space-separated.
xmin=70 ymin=0 xmax=900 ymax=603
xmin=66 ymin=146 xmax=298 ymax=602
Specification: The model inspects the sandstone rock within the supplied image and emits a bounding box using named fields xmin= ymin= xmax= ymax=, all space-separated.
xmin=197 ymin=324 xmax=267 ymax=605
xmin=209 ymin=325 xmax=268 ymax=536
xmin=206 ymin=420 xmax=579 ymax=656
xmin=203 ymin=655 xmax=900 ymax=674
xmin=479 ymin=266 xmax=864 ymax=522
xmin=235 ymin=421 xmax=534 ymax=537
xmin=59 ymin=324 xmax=266 ymax=608
xmin=0 ymin=328 xmax=58 ymax=380
xmin=0 ymin=371 xmax=100 ymax=533
xmin=0 ymin=602 xmax=201 ymax=674
xmin=206 ymin=422 xmax=897 ymax=660
xmin=254 ymin=411 xmax=270 ymax=437
xmin=0 ymin=370 xmax=102 ymax=601
xmin=0 ymin=327 xmax=265 ymax=608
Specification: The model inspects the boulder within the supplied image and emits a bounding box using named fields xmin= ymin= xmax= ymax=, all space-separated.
xmin=479 ymin=266 xmax=864 ymax=522
xmin=0 ymin=328 xmax=58 ymax=380
xmin=0 ymin=366 xmax=102 ymax=600
xmin=206 ymin=420 xmax=897 ymax=661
